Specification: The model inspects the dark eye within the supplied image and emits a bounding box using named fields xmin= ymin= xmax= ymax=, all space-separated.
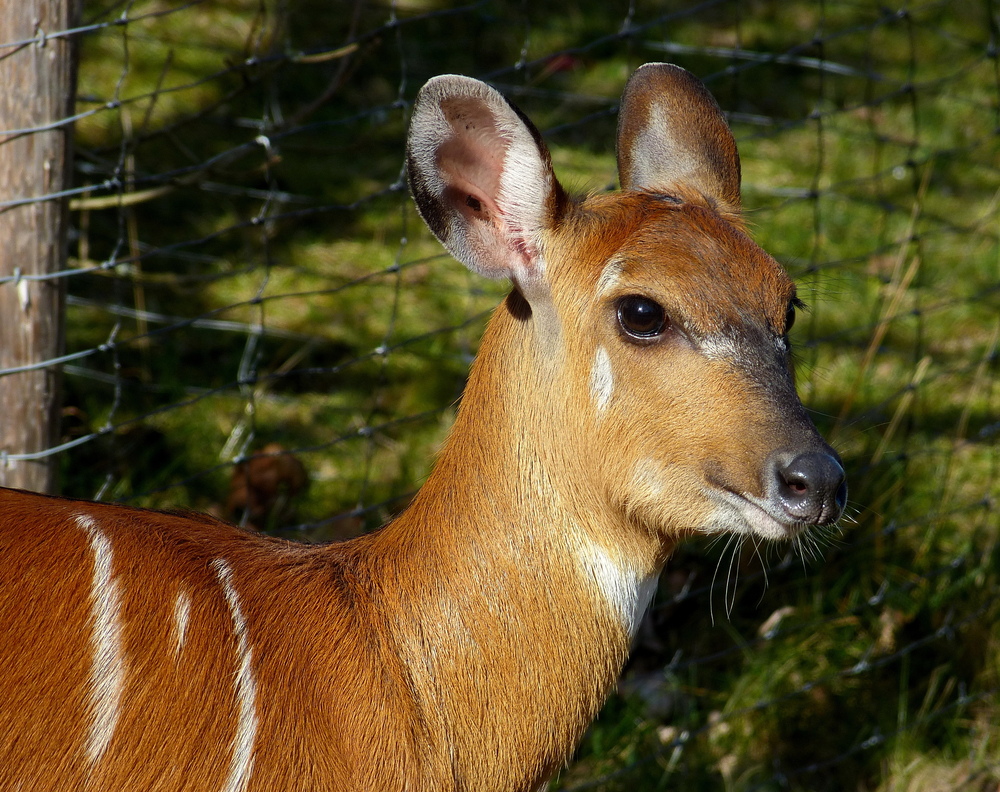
xmin=785 ymin=297 xmax=805 ymax=334
xmin=785 ymin=302 xmax=796 ymax=333
xmin=617 ymin=296 xmax=669 ymax=339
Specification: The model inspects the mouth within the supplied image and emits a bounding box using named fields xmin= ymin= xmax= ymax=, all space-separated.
xmin=705 ymin=486 xmax=808 ymax=541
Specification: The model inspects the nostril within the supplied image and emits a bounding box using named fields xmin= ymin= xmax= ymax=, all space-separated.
xmin=772 ymin=451 xmax=847 ymax=525
xmin=784 ymin=476 xmax=808 ymax=496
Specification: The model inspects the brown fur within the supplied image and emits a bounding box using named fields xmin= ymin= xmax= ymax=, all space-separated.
xmin=0 ymin=64 xmax=843 ymax=792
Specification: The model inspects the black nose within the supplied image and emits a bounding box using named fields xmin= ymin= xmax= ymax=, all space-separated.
xmin=770 ymin=451 xmax=847 ymax=526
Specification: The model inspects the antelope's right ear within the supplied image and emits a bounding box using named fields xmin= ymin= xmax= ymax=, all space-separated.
xmin=406 ymin=75 xmax=566 ymax=300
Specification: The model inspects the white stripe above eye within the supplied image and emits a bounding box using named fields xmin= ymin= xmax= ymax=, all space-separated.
xmin=596 ymin=258 xmax=625 ymax=297
xmin=212 ymin=559 xmax=258 ymax=792
xmin=76 ymin=514 xmax=126 ymax=766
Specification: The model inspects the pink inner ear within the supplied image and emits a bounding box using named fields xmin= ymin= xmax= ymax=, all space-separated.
xmin=438 ymin=135 xmax=506 ymax=227
xmin=437 ymin=98 xmax=511 ymax=222
xmin=441 ymin=183 xmax=502 ymax=229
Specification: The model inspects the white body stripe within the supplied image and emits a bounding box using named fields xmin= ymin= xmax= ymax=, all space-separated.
xmin=590 ymin=347 xmax=614 ymax=411
xmin=212 ymin=559 xmax=258 ymax=792
xmin=172 ymin=590 xmax=192 ymax=657
xmin=77 ymin=515 xmax=126 ymax=765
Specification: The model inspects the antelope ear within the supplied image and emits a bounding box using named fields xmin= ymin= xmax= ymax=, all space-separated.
xmin=406 ymin=75 xmax=566 ymax=300
xmin=616 ymin=63 xmax=741 ymax=215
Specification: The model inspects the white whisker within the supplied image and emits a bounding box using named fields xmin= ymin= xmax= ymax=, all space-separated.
xmin=752 ymin=537 xmax=769 ymax=609
xmin=710 ymin=533 xmax=738 ymax=626
xmin=725 ymin=535 xmax=744 ymax=619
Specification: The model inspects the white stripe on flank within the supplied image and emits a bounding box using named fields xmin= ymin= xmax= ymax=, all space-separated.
xmin=77 ymin=514 xmax=126 ymax=765
xmin=590 ymin=346 xmax=614 ymax=411
xmin=173 ymin=590 xmax=192 ymax=657
xmin=212 ymin=559 xmax=258 ymax=792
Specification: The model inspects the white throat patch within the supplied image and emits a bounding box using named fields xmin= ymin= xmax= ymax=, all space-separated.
xmin=579 ymin=540 xmax=658 ymax=638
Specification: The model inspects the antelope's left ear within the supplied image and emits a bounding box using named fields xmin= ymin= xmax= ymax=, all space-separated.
xmin=616 ymin=63 xmax=742 ymax=215
xmin=406 ymin=75 xmax=567 ymax=301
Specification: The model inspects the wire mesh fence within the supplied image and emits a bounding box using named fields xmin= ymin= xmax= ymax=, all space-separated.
xmin=1 ymin=0 xmax=998 ymax=789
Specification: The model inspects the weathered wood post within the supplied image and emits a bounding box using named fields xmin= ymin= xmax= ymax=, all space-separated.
xmin=0 ymin=0 xmax=80 ymax=492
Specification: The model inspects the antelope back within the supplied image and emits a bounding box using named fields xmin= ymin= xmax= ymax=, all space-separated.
xmin=407 ymin=62 xmax=846 ymax=558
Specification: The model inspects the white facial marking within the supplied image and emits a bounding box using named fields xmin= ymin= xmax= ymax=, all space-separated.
xmin=213 ymin=559 xmax=258 ymax=792
xmin=707 ymin=489 xmax=796 ymax=541
xmin=173 ymin=590 xmax=192 ymax=658
xmin=590 ymin=346 xmax=614 ymax=411
xmin=596 ymin=257 xmax=625 ymax=297
xmin=699 ymin=330 xmax=779 ymax=375
xmin=77 ymin=514 xmax=126 ymax=765
xmin=579 ymin=540 xmax=658 ymax=638
xmin=632 ymin=459 xmax=666 ymax=499
xmin=698 ymin=332 xmax=744 ymax=363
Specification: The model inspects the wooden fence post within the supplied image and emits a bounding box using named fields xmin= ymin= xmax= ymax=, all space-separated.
xmin=0 ymin=0 xmax=80 ymax=492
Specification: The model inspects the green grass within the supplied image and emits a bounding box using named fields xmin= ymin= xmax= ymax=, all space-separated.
xmin=60 ymin=0 xmax=999 ymax=788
